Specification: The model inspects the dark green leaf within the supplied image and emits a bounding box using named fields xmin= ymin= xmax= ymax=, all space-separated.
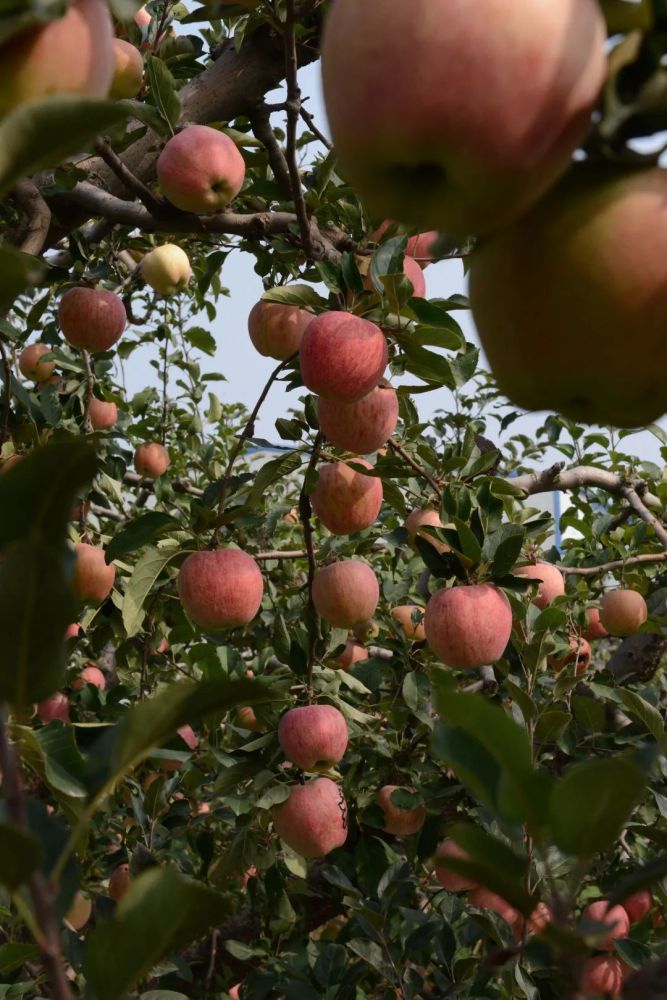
xmin=105 ymin=513 xmax=178 ymax=562
xmin=0 ymin=823 xmax=42 ymax=889
xmin=262 ymin=285 xmax=325 ymax=309
xmin=0 ymin=244 xmax=47 ymax=313
xmin=619 ymin=689 xmax=664 ymax=740
xmin=482 ymin=524 xmax=526 ymax=579
xmin=145 ymin=56 xmax=181 ymax=131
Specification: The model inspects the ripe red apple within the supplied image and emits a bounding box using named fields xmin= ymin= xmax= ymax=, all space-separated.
xmin=134 ymin=442 xmax=170 ymax=479
xmin=88 ymin=397 xmax=118 ymax=430
xmin=600 ymin=589 xmax=648 ymax=636
xmin=583 ymin=606 xmax=608 ymax=641
xmin=0 ymin=0 xmax=114 ymax=118
xmin=321 ymin=0 xmax=605 ymax=238
xmin=59 ymin=287 xmax=126 ymax=353
xmin=549 ymin=636 xmax=592 ymax=675
xmin=248 ymin=299 xmax=313 ymax=360
xmin=65 ymin=891 xmax=92 ymax=930
xmin=73 ymin=543 xmax=115 ymax=604
xmin=581 ymin=956 xmax=624 ymax=997
xmin=514 ymin=901 xmax=552 ymax=941
xmin=311 ymin=560 xmax=380 ymax=628
xmin=160 ymin=724 xmax=199 ymax=772
xmin=469 ymin=888 xmax=519 ymax=926
xmin=110 ymin=38 xmax=143 ymax=99
xmin=469 ymin=167 xmax=667 ymax=427
xmin=623 ymin=890 xmax=653 ymax=924
xmin=390 ymin=605 xmax=426 ymax=642
xmin=157 ymin=125 xmax=246 ymax=214
xmin=424 ymin=584 xmax=512 ymax=669
xmin=300 ymin=312 xmax=388 ymax=403
xmin=317 ymin=381 xmax=398 ymax=455
xmin=278 ymin=704 xmax=349 ymax=771
xmin=335 ymin=639 xmax=368 ymax=670
xmin=405 ymin=508 xmax=447 ymax=553
xmin=434 ymin=839 xmax=477 ymax=892
xmin=140 ymin=244 xmax=192 ymax=296
xmin=515 ymin=561 xmax=565 ymax=609
xmin=311 ymin=459 xmax=383 ymax=535
xmin=178 ymin=549 xmax=264 ymax=631
xmin=109 ymin=864 xmax=131 ymax=902
xmin=37 ymin=692 xmax=70 ymax=723
xmin=582 ymin=901 xmax=630 ymax=949
xmin=376 ymin=786 xmax=426 ymax=836
xmin=72 ymin=663 xmax=106 ymax=691
xmin=65 ymin=622 xmax=82 ymax=640
xmin=19 ymin=344 xmax=55 ymax=382
xmin=273 ymin=777 xmax=348 ymax=858
xmin=235 ymin=706 xmax=264 ymax=732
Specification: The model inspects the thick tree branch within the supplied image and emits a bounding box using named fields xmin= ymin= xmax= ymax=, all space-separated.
xmin=621 ymin=484 xmax=667 ymax=551
xmin=11 ymin=180 xmax=51 ymax=256
xmin=0 ymin=337 xmax=11 ymax=448
xmin=563 ymin=552 xmax=667 ymax=576
xmin=389 ymin=438 xmax=443 ymax=497
xmin=250 ymin=104 xmax=292 ymax=196
xmin=510 ymin=463 xmax=662 ymax=509
xmin=283 ymin=0 xmax=314 ymax=257
xmin=94 ymin=139 xmax=165 ymax=215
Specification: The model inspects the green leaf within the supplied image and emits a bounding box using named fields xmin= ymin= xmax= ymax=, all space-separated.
xmin=19 ymin=722 xmax=88 ymax=802
xmin=84 ymin=868 xmax=228 ymax=1000
xmin=0 ymin=823 xmax=42 ymax=889
xmin=105 ymin=513 xmax=178 ymax=562
xmin=0 ymin=97 xmax=130 ymax=199
xmin=431 ymin=722 xmax=499 ymax=813
xmin=607 ymin=856 xmax=667 ymax=909
xmin=445 ymin=823 xmax=534 ymax=915
xmin=534 ymin=709 xmax=571 ymax=745
xmin=0 ymin=942 xmax=40 ymax=975
xmin=550 ymin=757 xmax=648 ymax=858
xmin=246 ymin=452 xmax=302 ymax=510
xmin=262 ymin=285 xmax=325 ymax=310
xmin=0 ymin=244 xmax=47 ymax=312
xmin=450 ymin=517 xmax=482 ymax=565
xmin=145 ymin=56 xmax=181 ymax=132
xmin=370 ymin=235 xmax=406 ymax=292
xmin=619 ymin=690 xmax=664 ymax=740
xmin=122 ymin=546 xmax=180 ymax=638
xmin=482 ymin=524 xmax=526 ymax=579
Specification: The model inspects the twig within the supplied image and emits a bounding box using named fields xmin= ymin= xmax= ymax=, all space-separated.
xmin=510 ymin=462 xmax=662 ymax=510
xmin=11 ymin=180 xmax=52 ymax=256
xmin=94 ymin=140 xmax=165 ymax=215
xmin=255 ymin=549 xmax=308 ymax=560
xmin=81 ymin=350 xmax=95 ymax=435
xmin=159 ymin=320 xmax=169 ymax=447
xmin=388 ymin=438 xmax=443 ymax=497
xmin=299 ymin=103 xmax=332 ymax=150
xmin=300 ymin=432 xmax=322 ymax=701
xmin=282 ymin=0 xmax=314 ymax=258
xmin=621 ymin=484 xmax=667 ymax=552
xmin=0 ymin=337 xmax=11 ymax=447
xmin=562 ymin=552 xmax=667 ymax=576
xmin=250 ymin=104 xmax=292 ymax=195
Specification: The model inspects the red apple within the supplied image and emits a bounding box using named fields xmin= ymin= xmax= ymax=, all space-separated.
xmin=65 ymin=622 xmax=82 ymax=640
xmin=312 ymin=560 xmax=380 ymax=628
xmin=157 ymin=125 xmax=246 ymax=214
xmin=424 ymin=584 xmax=512 ymax=669
xmin=109 ymin=864 xmax=131 ymax=902
xmin=235 ymin=706 xmax=264 ymax=732
xmin=600 ymin=589 xmax=648 ymax=636
xmin=140 ymin=244 xmax=192 ymax=296
xmin=178 ymin=549 xmax=264 ymax=631
xmin=623 ymin=890 xmax=653 ymax=924
xmin=72 ymin=664 xmax=106 ymax=691
xmin=59 ymin=288 xmax=126 ymax=353
xmin=376 ymin=785 xmax=426 ymax=836
xmin=335 ymin=639 xmax=368 ymax=670
xmin=390 ymin=605 xmax=426 ymax=641
xmin=37 ymin=692 xmax=70 ymax=723
xmin=469 ymin=887 xmax=519 ymax=927
xmin=88 ymin=397 xmax=118 ymax=430
xmin=581 ymin=956 xmax=624 ymax=996
xmin=405 ymin=508 xmax=447 ymax=553
xmin=373 ymin=223 xmax=438 ymax=267
xmin=73 ymin=543 xmax=115 ymax=604
xmin=549 ymin=636 xmax=591 ymax=675
xmin=300 ymin=312 xmax=388 ymax=403
xmin=278 ymin=705 xmax=349 ymax=771
xmin=583 ymin=606 xmax=609 ymax=641
xmin=514 ymin=901 xmax=552 ymax=941
xmin=364 ymin=253 xmax=426 ymax=298
xmin=582 ymin=900 xmax=630 ymax=950
xmin=273 ymin=777 xmax=348 ymax=858
xmin=515 ymin=561 xmax=565 ymax=609
xmin=248 ymin=299 xmax=313 ymax=360
xmin=134 ymin=442 xmax=170 ymax=479
xmin=311 ymin=459 xmax=383 ymax=535
xmin=434 ymin=839 xmax=477 ymax=892
xmin=317 ymin=381 xmax=398 ymax=455
xmin=19 ymin=344 xmax=55 ymax=382
xmin=110 ymin=38 xmax=143 ymax=99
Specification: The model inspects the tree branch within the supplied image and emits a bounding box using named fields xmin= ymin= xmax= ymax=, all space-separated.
xmin=621 ymin=484 xmax=667 ymax=551
xmin=94 ymin=139 xmax=165 ymax=215
xmin=0 ymin=337 xmax=12 ymax=448
xmin=563 ymin=552 xmax=667 ymax=576
xmin=11 ymin=180 xmax=51 ymax=256
xmin=389 ymin=438 xmax=443 ymax=497
xmin=510 ymin=463 xmax=662 ymax=509
xmin=282 ymin=0 xmax=314 ymax=257
xmin=250 ymin=104 xmax=292 ymax=196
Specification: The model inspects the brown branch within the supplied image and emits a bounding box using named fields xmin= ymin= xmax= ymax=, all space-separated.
xmin=282 ymin=0 xmax=314 ymax=258
xmin=81 ymin=350 xmax=95 ymax=435
xmin=388 ymin=438 xmax=443 ymax=497
xmin=93 ymin=140 xmax=165 ymax=215
xmin=621 ymin=484 xmax=667 ymax=551
xmin=255 ymin=549 xmax=308 ymax=560
xmin=0 ymin=337 xmax=11 ymax=448
xmin=250 ymin=104 xmax=292 ymax=195
xmin=563 ymin=552 xmax=667 ymax=576
xmin=510 ymin=463 xmax=662 ymax=510
xmin=300 ymin=432 xmax=323 ymax=700
xmin=11 ymin=180 xmax=51 ymax=256
xmin=123 ymin=470 xmax=203 ymax=497
xmin=299 ymin=102 xmax=333 ymax=150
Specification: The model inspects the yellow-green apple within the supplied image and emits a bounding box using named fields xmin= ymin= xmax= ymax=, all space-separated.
xmin=317 ymin=381 xmax=398 ymax=455
xmin=73 ymin=542 xmax=115 ymax=604
xmin=88 ymin=397 xmax=118 ymax=430
xmin=515 ymin=561 xmax=565 ymax=609
xmin=623 ymin=891 xmax=653 ymax=924
xmin=469 ymin=167 xmax=667 ymax=427
xmin=321 ymin=0 xmax=606 ymax=238
xmin=311 ymin=459 xmax=383 ymax=535
xmin=434 ymin=839 xmax=477 ymax=892
xmin=19 ymin=344 xmax=55 ymax=382
xmin=278 ymin=704 xmax=348 ymax=771
xmin=157 ymin=125 xmax=246 ymax=213
xmin=425 ymin=584 xmax=511 ymax=669
xmin=549 ymin=636 xmax=591 ymax=675
xmin=335 ymin=639 xmax=368 ymax=670
xmin=312 ymin=560 xmax=380 ymax=628
xmin=469 ymin=888 xmax=520 ymax=927
xmin=178 ymin=549 xmax=264 ymax=630
xmin=405 ymin=508 xmax=447 ymax=553
xmin=582 ymin=900 xmax=630 ymax=949
xmin=600 ymin=588 xmax=647 ymax=635
xmin=58 ymin=287 xmax=126 ymax=353
xmin=583 ymin=606 xmax=608 ymax=640
xmin=108 ymin=864 xmax=131 ymax=902
xmin=134 ymin=442 xmax=170 ymax=478
xmin=65 ymin=891 xmax=92 ymax=930
xmin=140 ymin=243 xmax=192 ymax=296
xmin=248 ymin=299 xmax=312 ymax=360
xmin=376 ymin=786 xmax=425 ymax=836
xmin=0 ymin=0 xmax=114 ymax=118
xmin=72 ymin=663 xmax=106 ymax=690
xmin=300 ymin=312 xmax=388 ymax=402
xmin=37 ymin=692 xmax=70 ymax=723
xmin=110 ymin=38 xmax=143 ymax=99
xmin=581 ymin=956 xmax=624 ymax=997
xmin=273 ymin=777 xmax=348 ymax=857
xmin=390 ymin=604 xmax=426 ymax=642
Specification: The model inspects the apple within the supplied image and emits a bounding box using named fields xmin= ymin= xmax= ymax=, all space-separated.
xmin=311 ymin=459 xmax=383 ymax=535
xmin=65 ymin=622 xmax=82 ymax=640
xmin=434 ymin=839 xmax=477 ymax=892
xmin=514 ymin=901 xmax=552 ymax=941
xmin=300 ymin=312 xmax=388 ymax=403
xmin=59 ymin=287 xmax=126 ymax=353
xmin=19 ymin=344 xmax=55 ymax=382
xmin=65 ymin=891 xmax=92 ymax=930
xmin=364 ymin=254 xmax=426 ymax=299
xmin=140 ymin=244 xmax=192 ymax=296
xmin=405 ymin=508 xmax=447 ymax=553
xmin=549 ymin=636 xmax=592 ymax=675
xmin=390 ymin=605 xmax=426 ymax=642
xmin=312 ymin=560 xmax=380 ymax=628
xmin=0 ymin=0 xmax=114 ymax=118
xmin=248 ymin=299 xmax=313 ymax=360
xmin=273 ymin=777 xmax=348 ymax=858
xmin=235 ymin=706 xmax=264 ymax=732
xmin=581 ymin=956 xmax=624 ymax=997
xmin=317 ymin=381 xmax=398 ymax=455
xmin=515 ymin=561 xmax=565 ymax=609
xmin=352 ymin=619 xmax=380 ymax=643
xmin=109 ymin=864 xmax=131 ymax=902
xmin=583 ymin=606 xmax=609 ymax=641
xmin=600 ymin=588 xmax=648 ymax=636
xmin=160 ymin=725 xmax=199 ymax=772
xmin=376 ymin=785 xmax=426 ymax=836
xmin=229 ymin=985 xmax=241 ymax=1000
xmin=72 ymin=663 xmax=106 ymax=691
xmin=134 ymin=442 xmax=170 ymax=478
xmin=278 ymin=704 xmax=349 ymax=771
xmin=372 ymin=223 xmax=438 ymax=267
xmin=582 ymin=900 xmax=630 ymax=949
xmin=110 ymin=38 xmax=143 ymax=99
xmin=157 ymin=125 xmax=246 ymax=213
xmin=469 ymin=888 xmax=519 ymax=926
xmin=178 ymin=549 xmax=264 ymax=630
xmin=73 ymin=543 xmax=116 ymax=604
xmin=469 ymin=167 xmax=667 ymax=427
xmin=37 ymin=692 xmax=70 ymax=723
xmin=335 ymin=639 xmax=368 ymax=671
xmin=424 ymin=584 xmax=512 ymax=669
xmin=623 ymin=890 xmax=653 ymax=924
xmin=88 ymin=397 xmax=118 ymax=430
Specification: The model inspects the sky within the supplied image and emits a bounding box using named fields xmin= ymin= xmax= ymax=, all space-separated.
xmin=124 ymin=58 xmax=667 ymax=469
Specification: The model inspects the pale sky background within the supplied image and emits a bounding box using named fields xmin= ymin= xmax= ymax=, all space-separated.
xmin=124 ymin=57 xmax=667 ymax=469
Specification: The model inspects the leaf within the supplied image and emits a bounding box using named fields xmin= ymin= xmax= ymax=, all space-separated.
xmin=431 ymin=722 xmax=499 ymax=813
xmin=145 ymin=56 xmax=181 ymax=132
xmin=0 ymin=244 xmax=47 ymax=312
xmin=0 ymin=823 xmax=42 ymax=889
xmin=550 ymin=757 xmax=648 ymax=858
xmin=246 ymin=452 xmax=302 ymax=510
xmin=122 ymin=546 xmax=180 ymax=638
xmin=105 ymin=513 xmax=178 ymax=562
xmin=19 ymin=722 xmax=88 ymax=803
xmin=482 ymin=524 xmax=526 ymax=579
xmin=534 ymin=709 xmax=571 ymax=745
xmin=619 ymin=690 xmax=664 ymax=740
xmin=445 ymin=822 xmax=534 ymax=915
xmin=607 ymin=856 xmax=667 ymax=909
xmin=84 ymin=868 xmax=228 ymax=1000
xmin=0 ymin=97 xmax=130 ymax=199
xmin=262 ymin=285 xmax=325 ymax=310
xmin=0 ymin=942 xmax=40 ymax=975
xmin=370 ymin=235 xmax=407 ymax=291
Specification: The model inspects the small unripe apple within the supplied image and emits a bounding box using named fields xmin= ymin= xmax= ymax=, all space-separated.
xmin=109 ymin=864 xmax=131 ymax=902
xmin=317 ymin=381 xmax=398 ymax=455
xmin=390 ymin=604 xmax=426 ymax=641
xmin=623 ymin=890 xmax=653 ymax=924
xmin=248 ymin=299 xmax=312 ymax=360
xmin=66 ymin=891 xmax=92 ymax=930
xmin=134 ymin=442 xmax=170 ymax=478
xmin=469 ymin=888 xmax=519 ymax=927
xmin=72 ymin=663 xmax=106 ymax=691
xmin=583 ymin=606 xmax=608 ymax=640
xmin=88 ymin=397 xmax=118 ymax=430
xmin=278 ymin=704 xmax=349 ymax=771
xmin=600 ymin=589 xmax=648 ymax=636
xmin=434 ymin=839 xmax=477 ymax=892
xmin=235 ymin=706 xmax=264 ymax=732
xmin=110 ymin=38 xmax=143 ymax=99
xmin=140 ymin=244 xmax=192 ymax=296
xmin=311 ymin=459 xmax=383 ymax=535
xmin=515 ymin=561 xmax=565 ymax=609
xmin=37 ymin=692 xmax=70 ymax=723
xmin=582 ymin=900 xmax=630 ymax=949
xmin=19 ymin=344 xmax=55 ymax=382
xmin=335 ymin=639 xmax=368 ymax=670
xmin=157 ymin=125 xmax=246 ymax=213
xmin=73 ymin=543 xmax=116 ymax=604
xmin=59 ymin=288 xmax=127 ymax=353
xmin=178 ymin=549 xmax=264 ymax=631
xmin=581 ymin=956 xmax=624 ymax=997
xmin=376 ymin=785 xmax=426 ymax=836
xmin=300 ymin=312 xmax=388 ymax=403
xmin=425 ymin=584 xmax=512 ymax=669
xmin=549 ymin=636 xmax=591 ymax=675
xmin=405 ymin=508 xmax=447 ymax=552
xmin=312 ymin=560 xmax=380 ymax=628
xmin=273 ymin=777 xmax=348 ymax=858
